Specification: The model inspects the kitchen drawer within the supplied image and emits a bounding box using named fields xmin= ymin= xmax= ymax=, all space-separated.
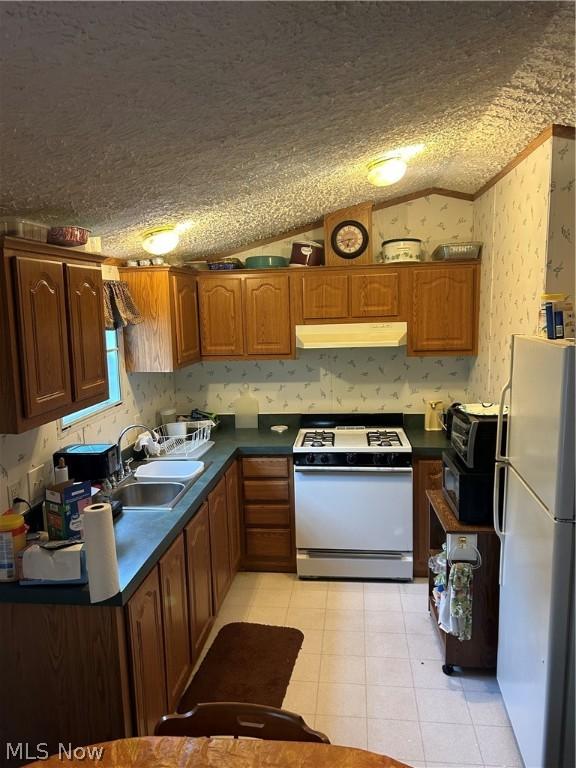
xmin=241 ymin=457 xmax=289 ymax=478
xmin=245 ymin=529 xmax=292 ymax=560
xmin=244 ymin=503 xmax=291 ymax=527
xmin=243 ymin=479 xmax=289 ymax=503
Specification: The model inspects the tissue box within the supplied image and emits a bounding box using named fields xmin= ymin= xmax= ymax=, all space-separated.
xmin=18 ymin=543 xmax=88 ymax=585
xmin=45 ymin=480 xmax=92 ymax=540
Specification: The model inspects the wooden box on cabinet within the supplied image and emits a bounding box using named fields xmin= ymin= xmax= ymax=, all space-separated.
xmin=119 ymin=266 xmax=200 ymax=372
xmin=197 ymin=272 xmax=292 ymax=359
xmin=0 ymin=237 xmax=108 ymax=433
xmin=408 ymin=263 xmax=479 ymax=356
xmin=413 ymin=458 xmax=443 ymax=577
xmin=240 ymin=456 xmax=295 ymax=572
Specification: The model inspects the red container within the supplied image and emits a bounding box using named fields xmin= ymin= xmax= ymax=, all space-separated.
xmin=290 ymin=240 xmax=324 ymax=267
xmin=47 ymin=226 xmax=90 ymax=247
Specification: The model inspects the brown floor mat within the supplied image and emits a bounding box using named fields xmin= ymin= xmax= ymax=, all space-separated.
xmin=177 ymin=622 xmax=304 ymax=713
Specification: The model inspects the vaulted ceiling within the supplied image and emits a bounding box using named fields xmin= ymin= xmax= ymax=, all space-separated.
xmin=0 ymin=1 xmax=574 ymax=259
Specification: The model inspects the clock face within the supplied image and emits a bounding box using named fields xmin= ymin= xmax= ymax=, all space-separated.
xmin=331 ymin=220 xmax=369 ymax=259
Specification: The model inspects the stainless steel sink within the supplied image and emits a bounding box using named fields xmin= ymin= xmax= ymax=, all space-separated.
xmin=112 ymin=480 xmax=187 ymax=511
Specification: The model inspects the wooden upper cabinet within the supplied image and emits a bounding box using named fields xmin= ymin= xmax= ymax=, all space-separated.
xmin=349 ymin=271 xmax=403 ymax=318
xmin=171 ymin=273 xmax=200 ymax=367
xmin=198 ymin=278 xmax=244 ymax=356
xmin=66 ymin=263 xmax=108 ymax=404
xmin=0 ymin=238 xmax=108 ymax=433
xmin=120 ymin=267 xmax=199 ymax=372
xmin=14 ymin=256 xmax=72 ymax=419
xmin=409 ymin=264 xmax=479 ymax=355
xmin=158 ymin=535 xmax=192 ymax=711
xmin=244 ymin=275 xmax=291 ymax=356
xmin=208 ymin=476 xmax=231 ymax=613
xmin=185 ymin=503 xmax=214 ymax=662
xmin=301 ymin=274 xmax=348 ymax=319
xmin=126 ymin=568 xmax=167 ymax=736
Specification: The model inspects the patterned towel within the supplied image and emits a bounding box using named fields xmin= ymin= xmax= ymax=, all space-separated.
xmin=449 ymin=562 xmax=473 ymax=641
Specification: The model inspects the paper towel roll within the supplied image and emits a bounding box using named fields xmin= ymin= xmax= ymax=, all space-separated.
xmin=82 ymin=503 xmax=120 ymax=603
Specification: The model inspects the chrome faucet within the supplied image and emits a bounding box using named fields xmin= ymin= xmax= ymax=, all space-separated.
xmin=116 ymin=424 xmax=157 ymax=480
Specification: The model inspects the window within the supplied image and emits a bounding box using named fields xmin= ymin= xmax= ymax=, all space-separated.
xmin=61 ymin=330 xmax=122 ymax=428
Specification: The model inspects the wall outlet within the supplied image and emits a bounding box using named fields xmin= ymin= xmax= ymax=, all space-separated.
xmin=7 ymin=478 xmax=26 ymax=508
xmin=27 ymin=465 xmax=46 ymax=504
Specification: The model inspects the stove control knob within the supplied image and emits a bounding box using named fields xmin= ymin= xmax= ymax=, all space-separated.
xmin=346 ymin=453 xmax=358 ymax=465
xmin=319 ymin=454 xmax=329 ymax=464
xmin=374 ymin=454 xmax=387 ymax=466
xmin=305 ymin=453 xmax=316 ymax=464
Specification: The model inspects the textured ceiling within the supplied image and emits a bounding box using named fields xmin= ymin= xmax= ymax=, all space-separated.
xmin=0 ymin=1 xmax=574 ymax=259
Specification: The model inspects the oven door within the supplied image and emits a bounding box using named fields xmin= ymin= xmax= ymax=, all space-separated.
xmin=294 ymin=466 xmax=412 ymax=552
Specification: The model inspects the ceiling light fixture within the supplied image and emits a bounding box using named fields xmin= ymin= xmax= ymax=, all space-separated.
xmin=142 ymin=227 xmax=180 ymax=255
xmin=367 ymin=144 xmax=425 ymax=187
xmin=367 ymin=156 xmax=407 ymax=187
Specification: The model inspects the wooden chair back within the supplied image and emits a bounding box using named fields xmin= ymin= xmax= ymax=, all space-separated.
xmin=155 ymin=701 xmax=330 ymax=743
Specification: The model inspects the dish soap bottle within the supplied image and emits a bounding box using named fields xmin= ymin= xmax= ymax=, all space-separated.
xmin=234 ymin=385 xmax=259 ymax=429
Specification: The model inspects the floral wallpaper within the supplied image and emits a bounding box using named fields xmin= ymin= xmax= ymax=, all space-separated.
xmin=547 ymin=137 xmax=575 ymax=300
xmin=372 ymin=195 xmax=474 ymax=259
xmin=0 ymin=333 xmax=174 ymax=508
xmin=468 ymin=139 xmax=553 ymax=401
xmin=174 ymin=349 xmax=472 ymax=415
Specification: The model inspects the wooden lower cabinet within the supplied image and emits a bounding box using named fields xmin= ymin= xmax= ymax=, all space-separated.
xmin=226 ymin=461 xmax=242 ymax=574
xmin=241 ymin=456 xmax=295 ymax=572
xmin=208 ymin=476 xmax=232 ymax=612
xmin=126 ymin=568 xmax=168 ymax=736
xmin=185 ymin=502 xmax=215 ymax=661
xmin=413 ymin=457 xmax=443 ymax=577
xmin=158 ymin=535 xmax=192 ymax=711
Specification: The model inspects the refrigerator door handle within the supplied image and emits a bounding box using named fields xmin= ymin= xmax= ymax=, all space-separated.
xmin=494 ymin=460 xmax=507 ymax=585
xmin=495 ymin=378 xmax=511 ymax=462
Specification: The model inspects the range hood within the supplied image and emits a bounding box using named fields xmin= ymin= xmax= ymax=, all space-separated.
xmin=295 ymin=322 xmax=407 ymax=349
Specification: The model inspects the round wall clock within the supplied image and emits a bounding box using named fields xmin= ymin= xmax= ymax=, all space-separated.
xmin=330 ymin=219 xmax=370 ymax=260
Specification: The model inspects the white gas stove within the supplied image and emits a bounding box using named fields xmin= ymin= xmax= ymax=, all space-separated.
xmin=293 ymin=416 xmax=413 ymax=580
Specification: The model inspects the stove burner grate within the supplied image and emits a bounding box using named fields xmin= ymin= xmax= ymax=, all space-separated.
xmin=366 ymin=430 xmax=402 ymax=448
xmin=301 ymin=430 xmax=335 ymax=448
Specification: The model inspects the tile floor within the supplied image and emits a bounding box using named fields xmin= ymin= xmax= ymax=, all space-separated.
xmin=196 ymin=572 xmax=524 ymax=768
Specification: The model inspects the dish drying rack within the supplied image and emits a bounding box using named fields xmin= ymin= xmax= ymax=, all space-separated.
xmin=148 ymin=420 xmax=215 ymax=459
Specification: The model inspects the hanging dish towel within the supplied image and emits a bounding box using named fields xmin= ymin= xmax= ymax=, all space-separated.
xmin=103 ymin=280 xmax=143 ymax=329
xmin=438 ymin=561 xmax=473 ymax=641
xmin=449 ymin=562 xmax=473 ymax=641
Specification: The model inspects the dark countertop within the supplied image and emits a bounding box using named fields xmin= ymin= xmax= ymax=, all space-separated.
xmin=0 ymin=415 xmax=447 ymax=608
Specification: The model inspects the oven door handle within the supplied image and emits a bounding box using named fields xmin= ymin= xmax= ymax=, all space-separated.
xmin=293 ymin=466 xmax=413 ymax=474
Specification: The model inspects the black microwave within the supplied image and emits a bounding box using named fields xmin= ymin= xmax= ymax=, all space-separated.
xmin=442 ymin=449 xmax=495 ymax=525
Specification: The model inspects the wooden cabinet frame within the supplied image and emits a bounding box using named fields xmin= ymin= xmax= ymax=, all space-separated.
xmin=0 ymin=237 xmax=107 ymax=433
xmin=197 ymin=272 xmax=294 ymax=360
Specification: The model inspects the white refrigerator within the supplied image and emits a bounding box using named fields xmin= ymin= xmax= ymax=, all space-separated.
xmin=494 ymin=336 xmax=575 ymax=768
